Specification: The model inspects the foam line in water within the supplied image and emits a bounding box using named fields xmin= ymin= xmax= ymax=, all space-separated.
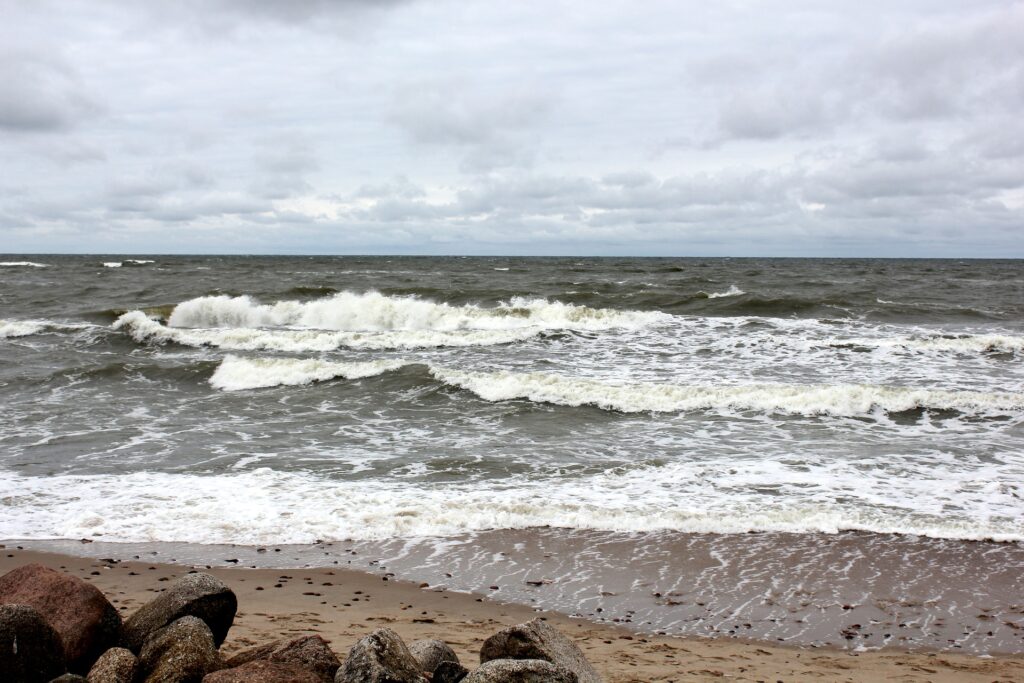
xmin=823 ymin=334 xmax=1024 ymax=354
xmin=430 ymin=367 xmax=1024 ymax=416
xmin=0 ymin=261 xmax=48 ymax=268
xmin=0 ymin=467 xmax=1019 ymax=544
xmin=166 ymin=291 xmax=669 ymax=332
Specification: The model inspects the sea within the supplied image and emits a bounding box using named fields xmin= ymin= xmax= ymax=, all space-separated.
xmin=1 ymin=255 xmax=1022 ymax=654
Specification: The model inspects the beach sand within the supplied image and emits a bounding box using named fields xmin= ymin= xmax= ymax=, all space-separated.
xmin=2 ymin=547 xmax=1021 ymax=682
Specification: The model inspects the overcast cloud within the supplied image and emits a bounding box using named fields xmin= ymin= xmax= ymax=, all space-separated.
xmin=1 ymin=0 xmax=1022 ymax=255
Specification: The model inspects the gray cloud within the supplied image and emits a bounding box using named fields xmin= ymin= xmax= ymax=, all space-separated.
xmin=0 ymin=49 xmax=97 ymax=132
xmin=0 ymin=0 xmax=1021 ymax=255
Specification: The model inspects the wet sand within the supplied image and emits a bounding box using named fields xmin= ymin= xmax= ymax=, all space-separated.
xmin=11 ymin=529 xmax=1024 ymax=656
xmin=2 ymin=546 xmax=1022 ymax=682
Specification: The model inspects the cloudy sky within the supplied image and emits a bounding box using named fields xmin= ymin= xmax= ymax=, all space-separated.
xmin=2 ymin=1 xmax=1022 ymax=256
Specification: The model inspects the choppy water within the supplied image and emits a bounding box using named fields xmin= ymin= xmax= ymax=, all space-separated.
xmin=2 ymin=255 xmax=1023 ymax=652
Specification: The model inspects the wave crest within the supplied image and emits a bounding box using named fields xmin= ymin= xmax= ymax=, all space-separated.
xmin=167 ymin=291 xmax=668 ymax=332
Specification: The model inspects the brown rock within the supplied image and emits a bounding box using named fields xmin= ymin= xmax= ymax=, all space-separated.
xmin=479 ymin=619 xmax=600 ymax=683
xmin=123 ymin=573 xmax=237 ymax=652
xmin=0 ymin=563 xmax=122 ymax=673
xmin=335 ymin=628 xmax=425 ymax=683
xmin=408 ymin=639 xmax=459 ymax=675
xmin=0 ymin=604 xmax=67 ymax=683
xmin=86 ymin=647 xmax=138 ymax=683
xmin=137 ymin=616 xmax=221 ymax=683
xmin=225 ymin=635 xmax=339 ymax=683
xmin=462 ymin=659 xmax=577 ymax=683
xmin=203 ymin=660 xmax=321 ymax=683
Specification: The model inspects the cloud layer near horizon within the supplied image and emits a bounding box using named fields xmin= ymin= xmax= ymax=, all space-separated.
xmin=1 ymin=0 xmax=1022 ymax=256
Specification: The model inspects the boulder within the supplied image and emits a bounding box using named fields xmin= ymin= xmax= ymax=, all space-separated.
xmin=0 ymin=604 xmax=67 ymax=683
xmin=479 ymin=619 xmax=599 ymax=683
xmin=434 ymin=660 xmax=470 ymax=683
xmin=49 ymin=676 xmax=86 ymax=683
xmin=408 ymin=639 xmax=459 ymax=675
xmin=462 ymin=659 xmax=576 ymax=683
xmin=224 ymin=635 xmax=339 ymax=683
xmin=335 ymin=628 xmax=425 ymax=683
xmin=0 ymin=563 xmax=122 ymax=672
xmin=86 ymin=647 xmax=138 ymax=683
xmin=123 ymin=573 xmax=237 ymax=651
xmin=137 ymin=616 xmax=222 ymax=683
xmin=203 ymin=660 xmax=321 ymax=683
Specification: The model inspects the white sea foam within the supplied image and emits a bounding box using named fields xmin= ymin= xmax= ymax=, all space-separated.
xmin=0 ymin=320 xmax=47 ymax=338
xmin=210 ymin=355 xmax=407 ymax=391
xmin=824 ymin=334 xmax=1024 ymax=354
xmin=103 ymin=262 xmax=122 ymax=268
xmin=0 ymin=261 xmax=48 ymax=268
xmin=114 ymin=311 xmax=542 ymax=351
xmin=707 ymin=284 xmax=745 ymax=298
xmin=166 ymin=291 xmax=668 ymax=332
xmin=0 ymin=319 xmax=98 ymax=339
xmin=0 ymin=465 xmax=1019 ymax=544
xmin=429 ymin=367 xmax=1024 ymax=416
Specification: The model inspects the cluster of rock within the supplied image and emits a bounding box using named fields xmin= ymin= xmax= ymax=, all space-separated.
xmin=0 ymin=563 xmax=602 ymax=683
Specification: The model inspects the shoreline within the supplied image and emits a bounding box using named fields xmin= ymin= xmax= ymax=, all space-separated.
xmin=5 ymin=528 xmax=1023 ymax=657
xmin=2 ymin=546 xmax=1022 ymax=682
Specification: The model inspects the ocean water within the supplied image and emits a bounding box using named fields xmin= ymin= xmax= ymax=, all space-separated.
xmin=2 ymin=255 xmax=1023 ymax=653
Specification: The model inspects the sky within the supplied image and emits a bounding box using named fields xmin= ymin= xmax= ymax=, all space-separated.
xmin=1 ymin=0 xmax=1022 ymax=256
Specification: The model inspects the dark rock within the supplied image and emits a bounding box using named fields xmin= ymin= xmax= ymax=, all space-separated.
xmin=123 ymin=573 xmax=237 ymax=651
xmin=0 ymin=604 xmax=67 ymax=683
xmin=137 ymin=616 xmax=221 ymax=683
xmin=49 ymin=676 xmax=87 ymax=682
xmin=225 ymin=635 xmax=338 ymax=683
xmin=203 ymin=660 xmax=321 ymax=683
xmin=434 ymin=660 xmax=470 ymax=683
xmin=86 ymin=647 xmax=137 ymax=683
xmin=462 ymin=659 xmax=576 ymax=683
xmin=408 ymin=639 xmax=459 ymax=675
xmin=335 ymin=628 xmax=425 ymax=683
xmin=223 ymin=641 xmax=279 ymax=668
xmin=0 ymin=563 xmax=122 ymax=673
xmin=479 ymin=619 xmax=599 ymax=683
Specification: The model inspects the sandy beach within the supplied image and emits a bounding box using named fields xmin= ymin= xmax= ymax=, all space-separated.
xmin=3 ymin=546 xmax=1021 ymax=682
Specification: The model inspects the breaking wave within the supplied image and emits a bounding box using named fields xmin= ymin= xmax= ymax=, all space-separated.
xmin=0 ymin=467 xmax=1019 ymax=543
xmin=206 ymin=357 xmax=1024 ymax=417
xmin=210 ymin=355 xmax=407 ymax=391
xmin=0 ymin=261 xmax=48 ymax=268
xmin=706 ymin=285 xmax=745 ymax=298
xmin=103 ymin=260 xmax=153 ymax=268
xmin=112 ymin=291 xmax=668 ymax=351
xmin=166 ymin=291 xmax=668 ymax=331
xmin=114 ymin=311 xmax=543 ymax=351
xmin=0 ymin=319 xmax=99 ymax=339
